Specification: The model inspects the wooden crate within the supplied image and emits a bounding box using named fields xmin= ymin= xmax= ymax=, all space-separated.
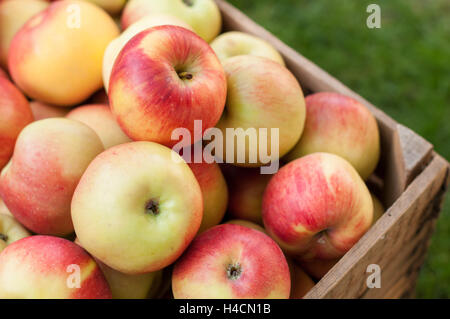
xmin=215 ymin=0 xmax=450 ymax=298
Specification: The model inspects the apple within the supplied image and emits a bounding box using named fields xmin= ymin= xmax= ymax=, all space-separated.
xmin=371 ymin=193 xmax=385 ymax=223
xmin=82 ymin=0 xmax=126 ymax=15
xmin=30 ymin=101 xmax=69 ymax=120
xmin=188 ymin=161 xmax=228 ymax=233
xmin=109 ymin=25 xmax=227 ymax=147
xmin=224 ymin=166 xmax=272 ymax=225
xmin=0 ymin=118 xmax=104 ymax=236
xmin=0 ymin=0 xmax=49 ymax=69
xmin=172 ymin=224 xmax=291 ymax=298
xmin=0 ymin=77 xmax=34 ymax=171
xmin=72 ymin=141 xmax=203 ymax=274
xmin=226 ymin=219 xmax=266 ymax=234
xmin=103 ymin=14 xmax=194 ymax=92
xmin=8 ymin=0 xmax=119 ymax=106
xmin=211 ymin=31 xmax=285 ymax=65
xmin=288 ymin=260 xmax=315 ymax=299
xmin=66 ymin=104 xmax=132 ymax=149
xmin=216 ymin=55 xmax=306 ymax=166
xmin=74 ymin=237 xmax=162 ymax=299
xmin=0 ymin=235 xmax=112 ymax=298
xmin=0 ymin=197 xmax=12 ymax=216
xmin=284 ymin=92 xmax=380 ymax=180
xmin=121 ymin=0 xmax=221 ymax=42
xmin=0 ymin=214 xmax=30 ymax=253
xmin=262 ymin=153 xmax=373 ymax=261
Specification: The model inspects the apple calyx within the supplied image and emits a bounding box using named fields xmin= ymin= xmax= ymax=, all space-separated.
xmin=145 ymin=199 xmax=160 ymax=216
xmin=0 ymin=233 xmax=7 ymax=242
xmin=177 ymin=71 xmax=194 ymax=81
xmin=226 ymin=263 xmax=242 ymax=280
xmin=182 ymin=0 xmax=195 ymax=7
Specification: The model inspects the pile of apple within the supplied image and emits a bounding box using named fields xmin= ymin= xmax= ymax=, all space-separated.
xmin=0 ymin=0 xmax=384 ymax=299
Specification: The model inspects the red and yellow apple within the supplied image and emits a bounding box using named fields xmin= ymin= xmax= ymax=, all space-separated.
xmin=0 ymin=235 xmax=111 ymax=298
xmin=103 ymin=14 xmax=193 ymax=91
xmin=216 ymin=55 xmax=306 ymax=166
xmin=172 ymin=224 xmax=291 ymax=299
xmin=72 ymin=142 xmax=203 ymax=274
xmin=109 ymin=25 xmax=227 ymax=147
xmin=224 ymin=166 xmax=272 ymax=225
xmin=188 ymin=161 xmax=228 ymax=233
xmin=8 ymin=0 xmax=119 ymax=106
xmin=0 ymin=0 xmax=49 ymax=69
xmin=66 ymin=104 xmax=132 ymax=149
xmin=284 ymin=92 xmax=380 ymax=180
xmin=0 ymin=77 xmax=34 ymax=171
xmin=30 ymin=101 xmax=69 ymax=120
xmin=82 ymin=0 xmax=126 ymax=15
xmin=263 ymin=153 xmax=373 ymax=261
xmin=0 ymin=118 xmax=104 ymax=236
xmin=0 ymin=214 xmax=30 ymax=253
xmin=121 ymin=0 xmax=221 ymax=42
xmin=211 ymin=31 xmax=285 ymax=65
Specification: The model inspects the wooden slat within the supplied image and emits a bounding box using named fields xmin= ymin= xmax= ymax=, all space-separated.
xmin=304 ymin=154 xmax=448 ymax=298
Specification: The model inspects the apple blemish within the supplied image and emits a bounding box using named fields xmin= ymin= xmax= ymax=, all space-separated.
xmin=145 ymin=199 xmax=160 ymax=216
xmin=226 ymin=263 xmax=242 ymax=280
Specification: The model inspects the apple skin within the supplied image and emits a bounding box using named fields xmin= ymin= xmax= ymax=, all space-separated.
xmin=121 ymin=0 xmax=221 ymax=42
xmin=109 ymin=25 xmax=227 ymax=147
xmin=0 ymin=235 xmax=112 ymax=298
xmin=0 ymin=77 xmax=34 ymax=171
xmin=72 ymin=142 xmax=203 ymax=274
xmin=0 ymin=0 xmax=49 ymax=69
xmin=211 ymin=31 xmax=285 ymax=65
xmin=284 ymin=92 xmax=380 ymax=180
xmin=296 ymin=195 xmax=383 ymax=280
xmin=262 ymin=153 xmax=373 ymax=261
xmin=30 ymin=101 xmax=69 ymax=120
xmin=74 ymin=237 xmax=162 ymax=299
xmin=371 ymin=193 xmax=385 ymax=223
xmin=8 ymin=0 xmax=119 ymax=106
xmin=0 ymin=214 xmax=30 ymax=253
xmin=217 ymin=55 xmax=306 ymax=166
xmin=0 ymin=67 xmax=8 ymax=79
xmin=66 ymin=104 xmax=132 ymax=149
xmin=0 ymin=197 xmax=12 ymax=216
xmin=226 ymin=219 xmax=267 ymax=234
xmin=224 ymin=166 xmax=272 ymax=225
xmin=103 ymin=14 xmax=193 ymax=92
xmin=0 ymin=118 xmax=104 ymax=236
xmin=188 ymin=162 xmax=228 ymax=233
xmin=172 ymin=224 xmax=290 ymax=299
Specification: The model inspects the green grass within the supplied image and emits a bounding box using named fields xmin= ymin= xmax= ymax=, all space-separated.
xmin=226 ymin=0 xmax=450 ymax=298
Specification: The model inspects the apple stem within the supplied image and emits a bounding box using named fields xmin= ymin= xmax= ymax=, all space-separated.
xmin=145 ymin=199 xmax=160 ymax=216
xmin=0 ymin=233 xmax=7 ymax=242
xmin=182 ymin=0 xmax=195 ymax=7
xmin=226 ymin=263 xmax=242 ymax=280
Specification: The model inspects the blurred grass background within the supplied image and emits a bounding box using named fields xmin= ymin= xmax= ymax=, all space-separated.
xmin=226 ymin=0 xmax=449 ymax=298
